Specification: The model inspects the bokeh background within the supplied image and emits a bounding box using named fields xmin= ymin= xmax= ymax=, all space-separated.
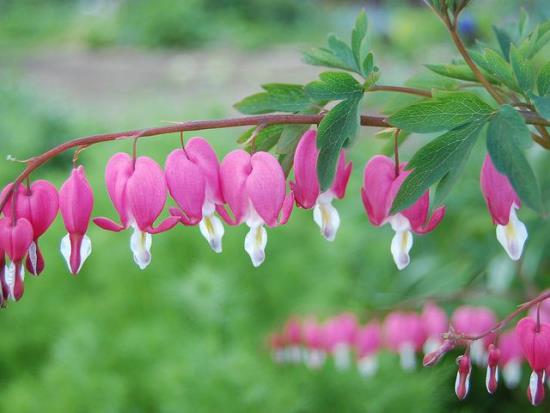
xmin=1 ymin=0 xmax=549 ymax=412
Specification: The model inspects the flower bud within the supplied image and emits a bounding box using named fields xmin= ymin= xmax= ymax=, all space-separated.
xmin=486 ymin=344 xmax=500 ymax=394
xmin=455 ymin=354 xmax=472 ymax=400
xmin=423 ymin=339 xmax=455 ymax=367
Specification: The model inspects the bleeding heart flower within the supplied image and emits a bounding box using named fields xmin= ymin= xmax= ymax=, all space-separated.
xmin=455 ymin=354 xmax=472 ymax=400
xmin=480 ymin=155 xmax=527 ymax=261
xmin=498 ymin=329 xmax=523 ymax=389
xmin=384 ymin=311 xmax=426 ymax=371
xmin=451 ymin=306 xmax=496 ymax=365
xmin=165 ymin=137 xmax=225 ymax=253
xmin=302 ymin=318 xmax=327 ymax=369
xmin=0 ymin=217 xmax=34 ymax=301
xmin=515 ymin=317 xmax=550 ymax=406
xmin=93 ymin=153 xmax=178 ymax=269
xmin=283 ymin=317 xmax=303 ymax=363
xmin=218 ymin=150 xmax=293 ymax=267
xmin=291 ymin=130 xmax=352 ymax=241
xmin=355 ymin=321 xmax=382 ymax=377
xmin=0 ymin=248 xmax=6 ymax=306
xmin=361 ymin=155 xmax=445 ymax=270
xmin=421 ymin=302 xmax=449 ymax=353
xmin=486 ymin=344 xmax=500 ymax=394
xmin=1 ymin=180 xmax=58 ymax=275
xmin=59 ymin=166 xmax=94 ymax=275
xmin=324 ymin=313 xmax=358 ymax=370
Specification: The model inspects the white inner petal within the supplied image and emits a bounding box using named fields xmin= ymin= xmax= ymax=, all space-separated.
xmin=529 ymin=370 xmax=540 ymax=405
xmin=244 ymin=224 xmax=267 ymax=267
xmin=313 ymin=197 xmax=340 ymax=242
xmin=306 ymin=350 xmax=326 ymax=369
xmin=485 ymin=365 xmax=498 ymax=393
xmin=358 ymin=355 xmax=378 ymax=378
xmin=391 ymin=230 xmax=413 ymax=271
xmin=79 ymin=235 xmax=92 ymax=272
xmin=130 ymin=225 xmax=152 ymax=270
xmin=60 ymin=234 xmax=71 ymax=271
xmin=502 ymin=359 xmax=522 ymax=389
xmin=28 ymin=241 xmax=37 ymax=274
xmin=4 ymin=261 xmax=23 ymax=301
xmin=333 ymin=343 xmax=351 ymax=370
xmin=399 ymin=342 xmax=416 ymax=371
xmin=470 ymin=340 xmax=487 ymax=366
xmin=199 ymin=213 xmax=224 ymax=253
xmin=496 ymin=204 xmax=528 ymax=261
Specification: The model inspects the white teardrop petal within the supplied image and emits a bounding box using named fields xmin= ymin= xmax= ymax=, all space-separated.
xmin=4 ymin=262 xmax=16 ymax=300
xmin=313 ymin=201 xmax=340 ymax=241
xmin=391 ymin=230 xmax=413 ymax=271
xmin=358 ymin=355 xmax=378 ymax=378
xmin=28 ymin=241 xmax=37 ymax=274
xmin=399 ymin=343 xmax=416 ymax=371
xmin=130 ymin=226 xmax=152 ymax=270
xmin=60 ymin=233 xmax=72 ymax=272
xmin=79 ymin=234 xmax=92 ymax=272
xmin=199 ymin=213 xmax=224 ymax=253
xmin=496 ymin=205 xmax=527 ymax=261
xmin=333 ymin=343 xmax=351 ymax=370
xmin=502 ymin=359 xmax=522 ymax=389
xmin=244 ymin=224 xmax=267 ymax=267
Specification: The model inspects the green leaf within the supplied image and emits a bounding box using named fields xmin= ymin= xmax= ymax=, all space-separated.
xmin=510 ymin=45 xmax=534 ymax=93
xmin=328 ymin=34 xmax=359 ymax=73
xmin=425 ymin=63 xmax=479 ymax=82
xmin=490 ymin=104 xmax=532 ymax=149
xmin=493 ymin=26 xmax=513 ymax=61
xmin=302 ymin=48 xmax=352 ymax=71
xmin=483 ymin=48 xmax=518 ymax=91
xmin=362 ymin=52 xmax=374 ymax=77
xmin=433 ymin=151 xmax=470 ymax=207
xmin=388 ymin=92 xmax=493 ymax=133
xmin=352 ymin=10 xmax=367 ymax=68
xmin=234 ymin=84 xmax=313 ymax=115
xmin=317 ymin=96 xmax=361 ymax=191
xmin=390 ymin=120 xmax=487 ymax=213
xmin=279 ymin=153 xmax=294 ymax=177
xmin=487 ymin=106 xmax=543 ymax=213
xmin=276 ymin=124 xmax=311 ymax=155
xmin=532 ymin=95 xmax=550 ymax=119
xmin=241 ymin=124 xmax=285 ymax=153
xmin=537 ymin=62 xmax=550 ymax=96
xmin=305 ymin=71 xmax=363 ymax=101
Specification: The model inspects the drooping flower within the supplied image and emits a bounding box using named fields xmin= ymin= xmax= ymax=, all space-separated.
xmin=361 ymin=155 xmax=445 ymax=270
xmin=480 ymin=155 xmax=527 ymax=261
xmin=384 ymin=311 xmax=426 ymax=371
xmin=0 ymin=217 xmax=34 ymax=301
xmin=59 ymin=166 xmax=94 ymax=275
xmin=1 ymin=180 xmax=59 ymax=275
xmin=302 ymin=318 xmax=327 ymax=369
xmin=451 ymin=306 xmax=496 ymax=365
xmin=324 ymin=313 xmax=358 ymax=370
xmin=455 ymin=354 xmax=472 ymax=400
xmin=290 ymin=130 xmax=352 ymax=241
xmin=498 ymin=329 xmax=523 ymax=389
xmin=421 ymin=302 xmax=448 ymax=354
xmin=93 ymin=153 xmax=178 ymax=269
xmin=354 ymin=321 xmax=382 ymax=377
xmin=485 ymin=344 xmax=500 ymax=394
xmin=283 ymin=317 xmax=303 ymax=363
xmin=218 ymin=150 xmax=293 ymax=267
xmin=0 ymin=247 xmax=6 ymax=306
xmin=165 ymin=137 xmax=225 ymax=252
xmin=268 ymin=333 xmax=286 ymax=364
xmin=515 ymin=317 xmax=550 ymax=406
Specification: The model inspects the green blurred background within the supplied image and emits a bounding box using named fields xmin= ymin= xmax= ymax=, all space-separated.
xmin=0 ymin=0 xmax=549 ymax=412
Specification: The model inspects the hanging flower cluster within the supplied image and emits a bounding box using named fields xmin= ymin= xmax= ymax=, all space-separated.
xmin=269 ymin=300 xmax=550 ymax=406
xmin=0 ymin=130 xmax=532 ymax=306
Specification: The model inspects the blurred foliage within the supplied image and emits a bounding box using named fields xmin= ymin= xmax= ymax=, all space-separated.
xmin=0 ymin=1 xmax=550 ymax=412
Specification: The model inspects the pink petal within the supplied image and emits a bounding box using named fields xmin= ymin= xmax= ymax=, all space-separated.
xmin=422 ymin=302 xmax=448 ymax=337
xmin=147 ymin=216 xmax=180 ymax=234
xmin=104 ymin=152 xmax=134 ymax=228
xmin=331 ymin=151 xmax=352 ymax=199
xmin=220 ymin=150 xmax=252 ymax=225
xmin=480 ymin=155 xmax=520 ymax=225
xmin=59 ymin=166 xmax=94 ymax=235
xmin=361 ymin=155 xmax=397 ymax=226
xmin=185 ymin=137 xmax=223 ymax=204
xmin=127 ymin=156 xmax=167 ymax=231
xmin=165 ymin=149 xmax=206 ymax=222
xmin=292 ymin=130 xmax=320 ymax=209
xmin=516 ymin=317 xmax=550 ymax=371
xmin=27 ymin=180 xmax=59 ymax=237
xmin=384 ymin=311 xmax=426 ymax=351
xmin=278 ymin=191 xmax=294 ymax=226
xmin=93 ymin=217 xmax=126 ymax=232
xmin=0 ymin=217 xmax=34 ymax=262
xmin=247 ymin=152 xmax=286 ymax=227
